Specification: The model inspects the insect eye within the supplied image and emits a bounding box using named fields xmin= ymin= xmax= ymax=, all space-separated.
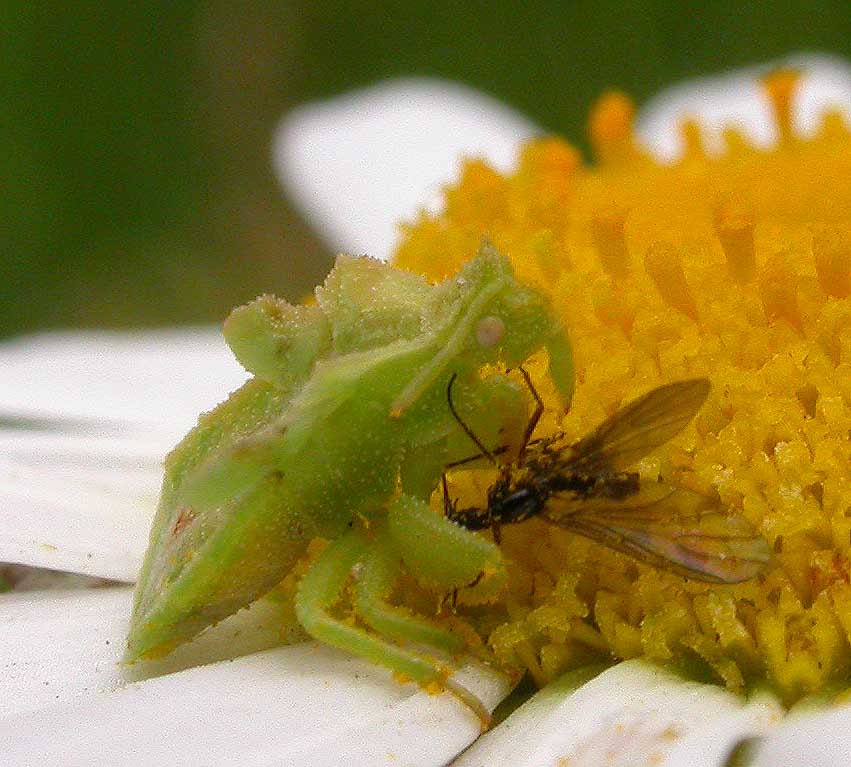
xmin=475 ymin=315 xmax=505 ymax=348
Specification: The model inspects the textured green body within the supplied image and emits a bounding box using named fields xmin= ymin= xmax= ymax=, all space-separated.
xmin=127 ymin=244 xmax=574 ymax=663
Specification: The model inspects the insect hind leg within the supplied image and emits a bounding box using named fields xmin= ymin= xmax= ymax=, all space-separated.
xmin=352 ymin=532 xmax=467 ymax=655
xmin=295 ymin=527 xmax=491 ymax=728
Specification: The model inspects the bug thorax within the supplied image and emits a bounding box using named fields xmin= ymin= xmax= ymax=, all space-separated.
xmin=486 ymin=465 xmax=550 ymax=525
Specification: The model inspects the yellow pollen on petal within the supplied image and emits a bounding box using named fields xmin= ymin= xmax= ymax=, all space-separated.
xmin=589 ymin=91 xmax=642 ymax=166
xmin=763 ymin=68 xmax=802 ymax=144
xmin=679 ymin=118 xmax=705 ymax=159
xmin=394 ymin=82 xmax=851 ymax=705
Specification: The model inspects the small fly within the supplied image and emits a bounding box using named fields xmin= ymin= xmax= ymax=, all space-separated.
xmin=443 ymin=372 xmax=771 ymax=584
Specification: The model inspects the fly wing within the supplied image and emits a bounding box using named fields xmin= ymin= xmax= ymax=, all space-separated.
xmin=545 ymin=484 xmax=770 ymax=584
xmin=566 ymin=378 xmax=710 ymax=474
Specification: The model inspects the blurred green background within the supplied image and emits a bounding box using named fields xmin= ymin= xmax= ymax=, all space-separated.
xmin=5 ymin=1 xmax=851 ymax=337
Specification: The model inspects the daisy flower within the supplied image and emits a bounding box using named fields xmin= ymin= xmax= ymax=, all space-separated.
xmin=5 ymin=53 xmax=851 ymax=766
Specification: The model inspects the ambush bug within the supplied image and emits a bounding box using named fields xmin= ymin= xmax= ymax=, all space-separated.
xmin=445 ymin=374 xmax=771 ymax=583
xmin=126 ymin=242 xmax=574 ymax=726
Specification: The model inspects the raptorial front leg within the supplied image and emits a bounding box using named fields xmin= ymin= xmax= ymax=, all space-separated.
xmin=387 ymin=495 xmax=506 ymax=603
xmin=294 ymin=528 xmax=491 ymax=727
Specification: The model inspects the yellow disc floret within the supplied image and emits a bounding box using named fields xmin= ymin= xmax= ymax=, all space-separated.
xmin=395 ymin=72 xmax=851 ymax=704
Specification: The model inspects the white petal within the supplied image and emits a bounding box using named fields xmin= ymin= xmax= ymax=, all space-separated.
xmin=0 ymin=329 xmax=247 ymax=579
xmin=0 ymin=451 xmax=157 ymax=580
xmin=275 ymin=77 xmax=540 ymax=260
xmin=749 ymin=703 xmax=851 ymax=767
xmin=638 ymin=52 xmax=851 ymax=161
xmin=454 ymin=660 xmax=783 ymax=767
xmin=0 ymin=587 xmax=508 ymax=766
xmin=0 ymin=329 xmax=247 ymax=438
xmin=0 ymin=586 xmax=288 ymax=718
xmin=0 ymin=587 xmax=136 ymax=718
xmin=659 ymin=690 xmax=784 ymax=767
xmin=795 ymin=54 xmax=851 ymax=134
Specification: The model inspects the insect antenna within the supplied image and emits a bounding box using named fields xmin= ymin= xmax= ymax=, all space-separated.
xmin=444 ymin=444 xmax=510 ymax=470
xmin=447 ymin=373 xmax=499 ymax=465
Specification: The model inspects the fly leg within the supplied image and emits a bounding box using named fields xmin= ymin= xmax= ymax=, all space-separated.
xmin=514 ymin=366 xmax=544 ymax=459
xmin=399 ymin=372 xmax=523 ymax=501
xmin=446 ymin=373 xmax=499 ymax=465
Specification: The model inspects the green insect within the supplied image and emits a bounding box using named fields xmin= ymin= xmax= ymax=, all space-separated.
xmin=126 ymin=241 xmax=574 ymax=725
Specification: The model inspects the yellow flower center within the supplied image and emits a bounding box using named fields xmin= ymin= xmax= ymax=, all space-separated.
xmin=395 ymin=72 xmax=851 ymax=704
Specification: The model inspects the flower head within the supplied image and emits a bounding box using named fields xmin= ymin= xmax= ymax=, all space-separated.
xmin=396 ymin=69 xmax=851 ymax=705
xmin=7 ymin=59 xmax=851 ymax=765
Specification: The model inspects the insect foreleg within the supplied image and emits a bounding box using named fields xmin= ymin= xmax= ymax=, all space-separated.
xmin=387 ymin=496 xmax=506 ymax=600
xmin=442 ymin=372 xmax=527 ymax=466
xmin=223 ymin=297 xmax=331 ymax=389
xmin=443 ymin=445 xmax=511 ymax=470
xmin=442 ymin=473 xmax=454 ymax=517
